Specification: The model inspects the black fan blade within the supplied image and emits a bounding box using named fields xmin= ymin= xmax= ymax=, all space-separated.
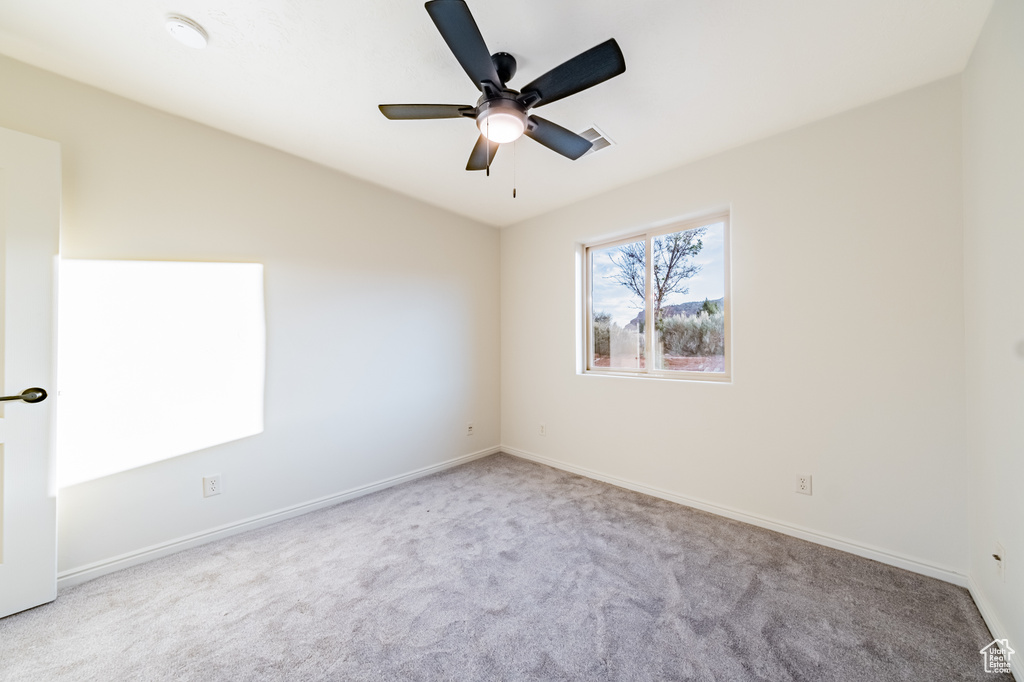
xmin=525 ymin=116 xmax=592 ymax=160
xmin=519 ymin=39 xmax=626 ymax=108
xmin=379 ymin=104 xmax=475 ymax=120
xmin=425 ymin=0 xmax=503 ymax=90
xmin=466 ymin=135 xmax=499 ymax=171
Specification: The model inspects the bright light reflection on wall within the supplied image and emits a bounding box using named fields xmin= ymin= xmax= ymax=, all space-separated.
xmin=57 ymin=260 xmax=265 ymax=487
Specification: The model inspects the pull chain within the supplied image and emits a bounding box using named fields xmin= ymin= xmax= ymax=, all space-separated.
xmin=485 ymin=118 xmax=490 ymax=177
xmin=513 ymin=139 xmax=517 ymax=198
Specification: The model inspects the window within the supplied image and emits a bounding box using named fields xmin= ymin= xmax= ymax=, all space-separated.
xmin=585 ymin=213 xmax=730 ymax=380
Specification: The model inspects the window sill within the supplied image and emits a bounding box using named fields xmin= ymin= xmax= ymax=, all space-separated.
xmin=581 ymin=368 xmax=732 ymax=383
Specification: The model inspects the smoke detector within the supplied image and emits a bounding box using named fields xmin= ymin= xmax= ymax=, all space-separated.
xmin=165 ymin=15 xmax=208 ymax=49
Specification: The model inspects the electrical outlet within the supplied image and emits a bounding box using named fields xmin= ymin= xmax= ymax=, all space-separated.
xmin=466 ymin=422 xmax=474 ymax=436
xmin=994 ymin=542 xmax=1005 ymax=582
xmin=539 ymin=423 xmax=546 ymax=436
xmin=203 ymin=475 xmax=222 ymax=498
xmin=795 ymin=474 xmax=812 ymax=495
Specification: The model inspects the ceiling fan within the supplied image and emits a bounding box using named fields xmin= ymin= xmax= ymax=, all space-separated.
xmin=379 ymin=0 xmax=626 ymax=171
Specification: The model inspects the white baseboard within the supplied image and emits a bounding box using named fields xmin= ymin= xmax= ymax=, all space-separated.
xmin=57 ymin=446 xmax=501 ymax=589
xmin=501 ymin=446 xmax=968 ymax=588
xmin=968 ymin=576 xmax=1023 ymax=681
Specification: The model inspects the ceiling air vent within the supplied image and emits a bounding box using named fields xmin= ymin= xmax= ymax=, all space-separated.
xmin=580 ymin=126 xmax=614 ymax=157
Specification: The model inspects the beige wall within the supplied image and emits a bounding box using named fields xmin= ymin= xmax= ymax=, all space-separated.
xmin=0 ymin=55 xmax=501 ymax=576
xmin=963 ymin=0 xmax=1024 ymax=658
xmin=501 ymin=77 xmax=968 ymax=577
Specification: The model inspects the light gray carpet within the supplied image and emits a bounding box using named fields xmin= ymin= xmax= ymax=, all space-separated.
xmin=0 ymin=454 xmax=1006 ymax=681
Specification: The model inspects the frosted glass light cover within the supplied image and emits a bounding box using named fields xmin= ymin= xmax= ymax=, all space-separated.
xmin=57 ymin=260 xmax=265 ymax=487
xmin=477 ymin=110 xmax=525 ymax=143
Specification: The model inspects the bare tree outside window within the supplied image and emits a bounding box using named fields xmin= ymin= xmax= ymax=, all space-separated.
xmin=609 ymin=228 xmax=707 ymax=325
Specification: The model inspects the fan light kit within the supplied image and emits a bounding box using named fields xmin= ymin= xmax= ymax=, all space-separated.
xmin=379 ymin=0 xmax=625 ymax=173
xmin=165 ymin=15 xmax=208 ymax=49
xmin=477 ymin=103 xmax=526 ymax=143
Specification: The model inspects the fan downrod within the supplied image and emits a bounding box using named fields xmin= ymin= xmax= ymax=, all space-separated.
xmin=491 ymin=52 xmax=517 ymax=85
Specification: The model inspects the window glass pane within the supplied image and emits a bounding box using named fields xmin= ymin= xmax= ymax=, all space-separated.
xmin=591 ymin=240 xmax=646 ymax=369
xmin=652 ymin=222 xmax=726 ymax=372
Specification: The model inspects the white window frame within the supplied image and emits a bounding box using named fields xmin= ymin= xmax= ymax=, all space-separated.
xmin=583 ymin=212 xmax=731 ymax=382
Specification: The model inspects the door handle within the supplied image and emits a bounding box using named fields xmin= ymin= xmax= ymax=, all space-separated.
xmin=0 ymin=388 xmax=47 ymax=404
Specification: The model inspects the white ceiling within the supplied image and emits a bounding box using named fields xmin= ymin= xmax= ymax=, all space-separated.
xmin=0 ymin=0 xmax=993 ymax=227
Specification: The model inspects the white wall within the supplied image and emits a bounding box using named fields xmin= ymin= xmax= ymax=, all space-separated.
xmin=502 ymin=77 xmax=968 ymax=577
xmin=0 ymin=55 xmax=500 ymax=576
xmin=963 ymin=0 xmax=1024 ymax=658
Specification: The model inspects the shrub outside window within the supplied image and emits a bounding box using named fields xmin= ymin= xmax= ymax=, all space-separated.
xmin=585 ymin=213 xmax=730 ymax=380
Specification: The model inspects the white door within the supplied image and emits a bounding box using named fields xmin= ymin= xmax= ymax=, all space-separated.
xmin=0 ymin=127 xmax=61 ymax=618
